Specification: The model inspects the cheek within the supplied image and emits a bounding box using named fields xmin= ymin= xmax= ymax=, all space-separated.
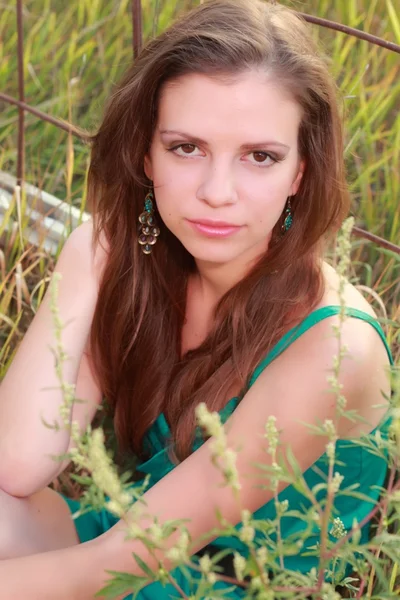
xmin=154 ymin=190 xmax=181 ymax=230
xmin=152 ymin=164 xmax=185 ymax=208
xmin=152 ymin=166 xmax=193 ymax=223
xmin=154 ymin=174 xmax=193 ymax=201
xmin=250 ymin=191 xmax=288 ymax=228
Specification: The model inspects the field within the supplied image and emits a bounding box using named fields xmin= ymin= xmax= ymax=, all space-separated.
xmin=1 ymin=0 xmax=399 ymax=368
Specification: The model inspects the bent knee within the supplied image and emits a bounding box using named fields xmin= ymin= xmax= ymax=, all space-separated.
xmin=0 ymin=488 xmax=30 ymax=558
xmin=0 ymin=487 xmax=79 ymax=558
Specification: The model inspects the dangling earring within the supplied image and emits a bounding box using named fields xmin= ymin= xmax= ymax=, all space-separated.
xmin=138 ymin=190 xmax=160 ymax=255
xmin=281 ymin=197 xmax=293 ymax=233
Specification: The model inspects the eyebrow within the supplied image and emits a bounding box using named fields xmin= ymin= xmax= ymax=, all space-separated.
xmin=159 ymin=129 xmax=290 ymax=151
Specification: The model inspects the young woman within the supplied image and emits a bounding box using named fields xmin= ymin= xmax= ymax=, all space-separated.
xmin=0 ymin=0 xmax=393 ymax=597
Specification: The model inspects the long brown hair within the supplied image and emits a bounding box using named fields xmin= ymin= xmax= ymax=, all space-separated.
xmin=88 ymin=0 xmax=350 ymax=462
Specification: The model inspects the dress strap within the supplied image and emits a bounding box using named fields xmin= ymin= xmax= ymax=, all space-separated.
xmin=248 ymin=305 xmax=394 ymax=389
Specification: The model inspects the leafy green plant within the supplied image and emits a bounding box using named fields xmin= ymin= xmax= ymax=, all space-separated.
xmin=1 ymin=0 xmax=399 ymax=369
xmin=42 ymin=218 xmax=400 ymax=599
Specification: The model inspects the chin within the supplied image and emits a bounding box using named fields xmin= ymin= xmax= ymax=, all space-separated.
xmin=182 ymin=239 xmax=243 ymax=265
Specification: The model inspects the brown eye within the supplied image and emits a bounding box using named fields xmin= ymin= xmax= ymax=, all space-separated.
xmin=248 ymin=151 xmax=276 ymax=167
xmin=179 ymin=144 xmax=196 ymax=154
xmin=169 ymin=143 xmax=199 ymax=157
xmin=253 ymin=152 xmax=269 ymax=163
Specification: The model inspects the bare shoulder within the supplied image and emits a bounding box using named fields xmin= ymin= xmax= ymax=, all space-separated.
xmin=315 ymin=261 xmax=390 ymax=373
xmin=250 ymin=261 xmax=392 ymax=438
xmin=63 ymin=219 xmax=109 ymax=281
xmin=319 ymin=260 xmax=378 ymax=318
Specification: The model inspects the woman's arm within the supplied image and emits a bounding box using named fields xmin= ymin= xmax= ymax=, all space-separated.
xmin=0 ymin=537 xmax=126 ymax=600
xmin=0 ymin=220 xmax=106 ymax=497
xmin=0 ymin=313 xmax=390 ymax=599
xmin=103 ymin=310 xmax=391 ymax=569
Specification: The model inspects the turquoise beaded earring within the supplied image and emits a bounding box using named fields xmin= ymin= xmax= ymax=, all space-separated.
xmin=281 ymin=196 xmax=293 ymax=233
xmin=138 ymin=190 xmax=160 ymax=255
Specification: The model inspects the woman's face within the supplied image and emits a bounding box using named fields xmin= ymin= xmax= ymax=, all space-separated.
xmin=144 ymin=70 xmax=304 ymax=269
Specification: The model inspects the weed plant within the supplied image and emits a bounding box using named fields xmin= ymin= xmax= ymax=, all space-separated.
xmin=0 ymin=0 xmax=398 ymax=364
xmin=45 ymin=218 xmax=400 ymax=599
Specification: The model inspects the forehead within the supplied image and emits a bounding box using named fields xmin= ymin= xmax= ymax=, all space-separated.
xmin=156 ymin=71 xmax=302 ymax=145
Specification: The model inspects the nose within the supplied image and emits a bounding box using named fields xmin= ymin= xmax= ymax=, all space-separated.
xmin=197 ymin=161 xmax=239 ymax=208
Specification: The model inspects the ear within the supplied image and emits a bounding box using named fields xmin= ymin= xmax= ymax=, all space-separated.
xmin=290 ymin=159 xmax=306 ymax=196
xmin=144 ymin=153 xmax=153 ymax=181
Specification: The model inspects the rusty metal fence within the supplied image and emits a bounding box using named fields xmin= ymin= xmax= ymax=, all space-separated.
xmin=1 ymin=0 xmax=400 ymax=255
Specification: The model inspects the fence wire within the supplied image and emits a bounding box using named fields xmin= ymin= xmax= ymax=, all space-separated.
xmin=3 ymin=0 xmax=400 ymax=255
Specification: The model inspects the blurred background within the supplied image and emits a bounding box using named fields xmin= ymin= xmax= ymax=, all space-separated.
xmin=0 ymin=0 xmax=399 ymax=369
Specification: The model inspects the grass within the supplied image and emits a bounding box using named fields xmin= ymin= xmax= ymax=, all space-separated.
xmin=1 ymin=0 xmax=399 ymax=363
xmin=0 ymin=0 xmax=398 ymax=347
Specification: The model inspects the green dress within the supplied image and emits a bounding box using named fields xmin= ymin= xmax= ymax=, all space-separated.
xmin=63 ymin=305 xmax=394 ymax=599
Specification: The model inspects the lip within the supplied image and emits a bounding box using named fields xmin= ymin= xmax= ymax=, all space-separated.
xmin=189 ymin=218 xmax=240 ymax=227
xmin=187 ymin=218 xmax=242 ymax=238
